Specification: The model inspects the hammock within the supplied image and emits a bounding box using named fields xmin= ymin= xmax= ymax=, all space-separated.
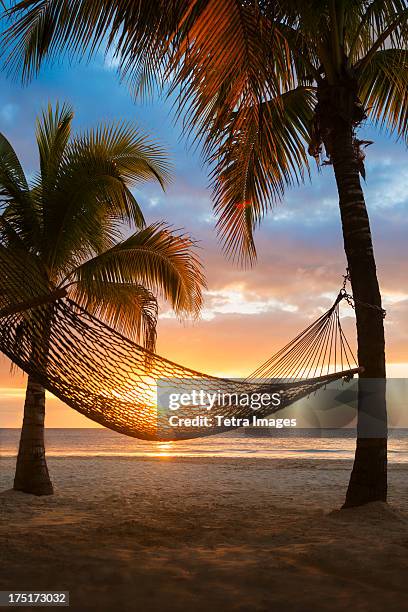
xmin=0 ymin=280 xmax=360 ymax=441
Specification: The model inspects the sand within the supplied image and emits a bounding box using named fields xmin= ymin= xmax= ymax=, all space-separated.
xmin=0 ymin=457 xmax=407 ymax=611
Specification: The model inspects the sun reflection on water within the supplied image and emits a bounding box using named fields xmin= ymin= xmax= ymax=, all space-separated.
xmin=153 ymin=441 xmax=174 ymax=458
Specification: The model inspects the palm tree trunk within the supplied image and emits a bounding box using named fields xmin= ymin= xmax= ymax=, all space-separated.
xmin=14 ymin=374 xmax=53 ymax=496
xmin=328 ymin=121 xmax=387 ymax=507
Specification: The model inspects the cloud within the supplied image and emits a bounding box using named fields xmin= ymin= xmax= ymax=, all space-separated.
xmin=201 ymin=285 xmax=298 ymax=320
xmin=160 ymin=284 xmax=299 ymax=321
xmin=0 ymin=103 xmax=18 ymax=124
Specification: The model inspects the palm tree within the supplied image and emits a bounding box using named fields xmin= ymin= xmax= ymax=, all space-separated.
xmin=2 ymin=1 xmax=408 ymax=506
xmin=0 ymin=102 xmax=205 ymax=495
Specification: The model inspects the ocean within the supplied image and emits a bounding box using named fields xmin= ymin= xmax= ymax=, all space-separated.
xmin=1 ymin=428 xmax=408 ymax=462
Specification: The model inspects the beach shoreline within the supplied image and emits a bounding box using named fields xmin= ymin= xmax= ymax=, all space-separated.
xmin=1 ymin=456 xmax=407 ymax=611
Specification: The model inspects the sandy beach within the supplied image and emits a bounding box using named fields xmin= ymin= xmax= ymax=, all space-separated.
xmin=0 ymin=457 xmax=407 ymax=611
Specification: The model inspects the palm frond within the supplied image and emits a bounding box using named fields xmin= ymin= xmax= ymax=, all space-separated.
xmin=2 ymin=0 xmax=177 ymax=83
xmin=39 ymin=117 xmax=171 ymax=275
xmin=359 ymin=48 xmax=408 ymax=141
xmin=170 ymin=0 xmax=294 ymax=140
xmin=67 ymin=223 xmax=206 ymax=317
xmin=36 ymin=101 xmax=73 ymax=191
xmin=352 ymin=1 xmax=408 ymax=68
xmin=69 ymin=280 xmax=158 ymax=350
xmin=0 ymin=131 xmax=29 ymax=193
xmin=347 ymin=0 xmax=407 ymax=62
xmin=212 ymin=86 xmax=316 ymax=264
xmin=0 ymin=132 xmax=41 ymax=248
xmin=69 ymin=121 xmax=172 ymax=189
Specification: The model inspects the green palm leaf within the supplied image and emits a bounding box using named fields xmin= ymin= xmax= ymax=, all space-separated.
xmin=212 ymin=86 xmax=316 ymax=263
xmin=39 ymin=118 xmax=171 ymax=276
xmin=69 ymin=222 xmax=205 ymax=317
xmin=0 ymin=103 xmax=205 ymax=349
xmin=0 ymin=132 xmax=41 ymax=249
xmin=359 ymin=48 xmax=408 ymax=141
xmin=3 ymin=0 xmax=176 ymax=83
xmin=36 ymin=101 xmax=73 ymax=193
xmin=70 ymin=281 xmax=158 ymax=350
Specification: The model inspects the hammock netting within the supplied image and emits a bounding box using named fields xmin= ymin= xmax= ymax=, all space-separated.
xmin=0 ymin=282 xmax=360 ymax=440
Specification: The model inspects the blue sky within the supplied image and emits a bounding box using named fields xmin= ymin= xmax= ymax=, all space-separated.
xmin=0 ymin=50 xmax=407 ymax=426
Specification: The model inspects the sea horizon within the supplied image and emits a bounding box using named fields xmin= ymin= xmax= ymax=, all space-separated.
xmin=2 ymin=427 xmax=408 ymax=462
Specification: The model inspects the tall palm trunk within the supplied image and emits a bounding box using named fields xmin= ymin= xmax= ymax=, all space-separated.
xmin=324 ymin=96 xmax=387 ymax=507
xmin=14 ymin=374 xmax=53 ymax=495
xmin=14 ymin=305 xmax=54 ymax=496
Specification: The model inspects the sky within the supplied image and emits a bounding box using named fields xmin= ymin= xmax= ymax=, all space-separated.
xmin=0 ymin=50 xmax=407 ymax=427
